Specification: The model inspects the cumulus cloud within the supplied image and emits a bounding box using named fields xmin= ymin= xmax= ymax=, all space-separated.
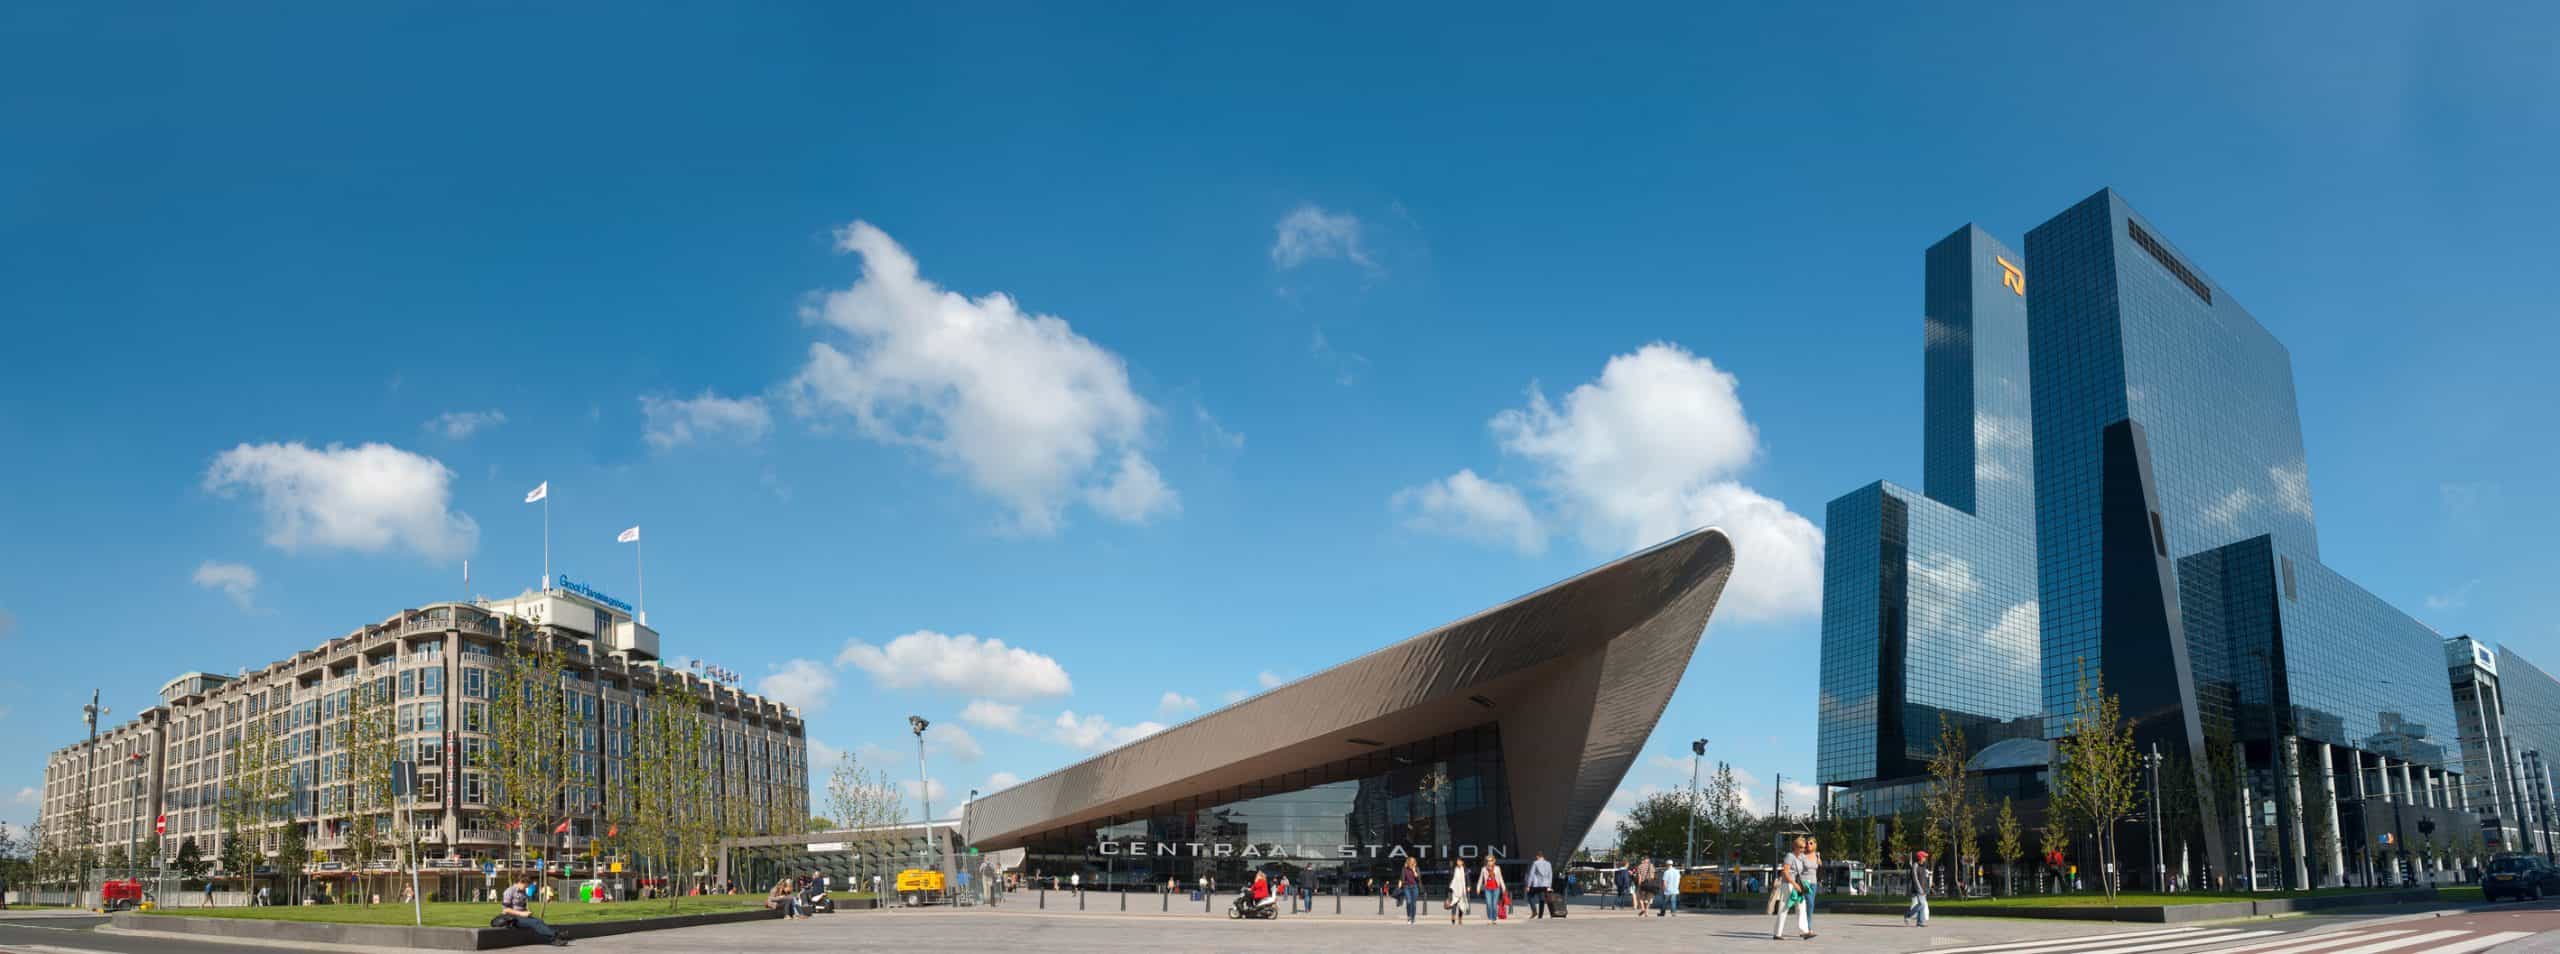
xmin=1050 ymin=710 xmax=1168 ymax=752
xmin=192 ymin=561 xmax=260 ymax=610
xmin=807 ymin=739 xmax=845 ymax=772
xmin=642 ymin=391 xmax=772 ymax=451
xmin=931 ymin=723 xmax=984 ymax=762
xmin=423 ymin=410 xmax=507 ymax=440
xmin=787 ymin=222 xmax=1171 ymax=534
xmin=757 ymin=659 xmax=838 ymax=716
xmin=1393 ymin=469 xmax=1545 ymax=554
xmin=10 ymin=786 xmax=34 ymax=807
xmin=1402 ymin=343 xmax=1822 ymax=622
xmin=836 ymin=631 xmax=1073 ymax=697
xmin=1157 ymin=691 xmax=1200 ymax=716
xmin=203 ymin=442 xmax=478 ymax=562
xmin=1085 ymin=452 xmax=1179 ymax=523
xmin=902 ymin=776 xmax=949 ymax=807
xmin=960 ymin=699 xmax=1030 ymax=733
xmin=1270 ymin=205 xmax=1374 ymax=271
xmin=984 ymin=771 xmax=1023 ymax=791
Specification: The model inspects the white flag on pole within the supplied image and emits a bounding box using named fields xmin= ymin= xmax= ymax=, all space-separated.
xmin=617 ymin=526 xmax=640 ymax=544
xmin=525 ymin=481 xmax=549 ymax=504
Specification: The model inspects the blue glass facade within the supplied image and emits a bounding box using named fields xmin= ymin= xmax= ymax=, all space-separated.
xmin=1817 ymin=226 xmax=2040 ymax=788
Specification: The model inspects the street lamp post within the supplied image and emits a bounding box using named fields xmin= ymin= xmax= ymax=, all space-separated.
xmin=909 ymin=716 xmax=936 ymax=890
xmin=80 ymin=690 xmax=107 ymax=908
xmin=2144 ymin=743 xmax=2165 ymax=892
xmin=1684 ymin=739 xmax=1708 ymax=869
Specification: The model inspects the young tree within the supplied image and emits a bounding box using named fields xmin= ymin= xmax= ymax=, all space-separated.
xmin=275 ymin=821 xmax=309 ymax=903
xmin=825 ymin=750 xmax=903 ymax=834
xmin=1923 ymin=713 xmax=1977 ymax=895
xmin=1888 ymin=806 xmax=1914 ymax=896
xmin=489 ymin=632 xmax=570 ymax=900
xmin=1995 ymin=798 xmax=2023 ymax=896
xmin=341 ymin=672 xmax=401 ymax=901
xmin=2296 ymin=751 xmax=2337 ymax=887
xmin=2054 ymin=661 xmax=2138 ymax=903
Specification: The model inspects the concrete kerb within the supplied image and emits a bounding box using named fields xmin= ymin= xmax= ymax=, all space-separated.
xmin=113 ymin=906 xmax=790 ymax=950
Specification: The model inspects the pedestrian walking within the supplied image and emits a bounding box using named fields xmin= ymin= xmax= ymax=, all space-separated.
xmin=1631 ymin=857 xmax=1655 ymax=915
xmin=1614 ymin=865 xmax=1632 ymax=910
xmin=1479 ymin=855 xmax=1506 ymax=924
xmin=1526 ymin=852 xmax=1553 ymax=919
xmin=1658 ymin=860 xmax=1680 ymax=916
xmin=1400 ymin=857 xmax=1423 ymax=923
xmin=1802 ymin=836 xmax=1823 ymax=930
xmin=1448 ymin=859 xmax=1470 ymax=924
xmin=1773 ymin=838 xmax=1815 ymax=940
xmin=1905 ymin=849 xmax=1932 ymax=927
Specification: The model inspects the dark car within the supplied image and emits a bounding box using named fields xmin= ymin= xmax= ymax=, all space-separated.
xmin=2483 ymin=855 xmax=2559 ymax=902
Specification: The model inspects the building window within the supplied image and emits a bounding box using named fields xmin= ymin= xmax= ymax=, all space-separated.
xmin=2127 ymin=219 xmax=2212 ymax=304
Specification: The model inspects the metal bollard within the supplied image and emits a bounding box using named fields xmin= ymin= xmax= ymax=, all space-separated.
xmin=1206 ymin=889 xmax=1212 ymax=914
xmin=1120 ymin=889 xmax=1126 ymax=911
xmin=1079 ymin=888 xmax=1086 ymax=910
xmin=1162 ymin=888 xmax=1169 ymax=912
xmin=1335 ymin=884 xmax=1342 ymax=914
xmin=1378 ymin=890 xmax=1385 ymax=915
xmin=1039 ymin=886 xmax=1045 ymax=909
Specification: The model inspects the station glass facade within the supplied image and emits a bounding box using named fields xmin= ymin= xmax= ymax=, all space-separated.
xmin=1014 ymin=724 xmax=1516 ymax=892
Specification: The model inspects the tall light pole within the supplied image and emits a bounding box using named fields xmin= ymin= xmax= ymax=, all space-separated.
xmin=909 ymin=716 xmax=936 ymax=887
xmin=2144 ymin=743 xmax=2165 ymax=892
xmin=80 ymin=690 xmax=107 ymax=908
xmin=1684 ymin=739 xmax=1708 ymax=869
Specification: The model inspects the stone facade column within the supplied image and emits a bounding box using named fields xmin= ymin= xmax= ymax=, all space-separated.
xmin=2319 ymin=744 xmax=2345 ymax=886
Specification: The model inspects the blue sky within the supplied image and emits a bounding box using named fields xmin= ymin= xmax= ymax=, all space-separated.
xmin=4 ymin=3 xmax=2556 ymax=844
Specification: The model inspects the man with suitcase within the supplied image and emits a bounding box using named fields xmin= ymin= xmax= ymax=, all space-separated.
xmin=1525 ymin=852 xmax=1553 ymax=919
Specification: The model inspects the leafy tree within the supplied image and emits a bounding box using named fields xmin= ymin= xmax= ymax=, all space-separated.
xmin=2296 ymin=749 xmax=2337 ymax=887
xmin=275 ymin=822 xmax=309 ymax=903
xmin=825 ymin=750 xmax=903 ymax=835
xmin=175 ymin=836 xmax=211 ymax=886
xmin=221 ymin=715 xmax=287 ymax=902
xmin=341 ymin=664 xmax=401 ymax=900
xmin=1614 ymin=790 xmax=1704 ymax=864
xmin=103 ymin=843 xmax=128 ymax=876
xmin=1995 ymin=798 xmax=2023 ymax=895
xmin=2053 ymin=661 xmax=2138 ymax=902
xmin=489 ymin=628 xmax=570 ymax=902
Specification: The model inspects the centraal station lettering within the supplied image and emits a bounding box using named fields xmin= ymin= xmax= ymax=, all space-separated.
xmin=1095 ymin=840 xmax=1511 ymax=860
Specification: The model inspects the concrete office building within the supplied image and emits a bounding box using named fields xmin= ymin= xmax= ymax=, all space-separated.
xmin=962 ymin=529 xmax=1733 ymax=890
xmin=37 ymin=583 xmax=809 ymax=892
xmin=2485 ymin=646 xmax=2560 ymax=857
xmin=2445 ymin=635 xmax=2531 ymax=854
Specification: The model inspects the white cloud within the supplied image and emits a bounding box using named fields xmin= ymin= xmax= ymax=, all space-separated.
xmin=1195 ymin=405 xmax=1244 ymax=451
xmin=836 ymin=631 xmax=1073 ymax=697
xmin=641 ymin=391 xmax=772 ymax=451
xmin=1084 ymin=452 xmax=1179 ymax=523
xmin=807 ymin=739 xmax=845 ymax=770
xmin=757 ymin=659 xmax=838 ymax=716
xmin=2427 ymin=579 xmax=2480 ymax=612
xmin=787 ymin=222 xmax=1169 ymax=534
xmin=984 ymin=771 xmax=1023 ymax=791
xmin=1257 ymin=670 xmax=1288 ymax=689
xmin=1394 ymin=469 xmax=1545 ymax=554
xmin=1220 ymin=689 xmax=1250 ymax=704
xmin=423 ymin=409 xmax=507 ymax=440
xmin=930 ymin=723 xmax=984 ymax=762
xmin=2203 ymin=486 xmax=2261 ymax=533
xmin=1050 ymin=710 xmax=1168 ymax=752
xmin=961 ymin=699 xmax=1030 ymax=733
xmin=192 ymin=561 xmax=260 ymax=611
xmin=901 ymin=776 xmax=949 ymax=807
xmin=1157 ymin=691 xmax=1200 ymax=716
xmin=11 ymin=786 xmax=34 ymax=807
xmin=1411 ymin=343 xmax=1823 ymax=622
xmin=1270 ymin=205 xmax=1374 ymax=271
xmin=203 ymin=442 xmax=478 ymax=562
xmin=1310 ymin=326 xmax=1370 ymax=386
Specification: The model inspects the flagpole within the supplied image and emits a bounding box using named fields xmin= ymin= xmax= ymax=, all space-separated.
xmin=542 ymin=496 xmax=551 ymax=592
xmin=636 ymin=536 xmax=645 ymax=625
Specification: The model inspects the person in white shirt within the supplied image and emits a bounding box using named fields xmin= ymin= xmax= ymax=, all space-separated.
xmin=1448 ymin=860 xmax=1471 ymax=924
xmin=1479 ymin=857 xmax=1506 ymax=924
xmin=1658 ymin=862 xmax=1681 ymax=916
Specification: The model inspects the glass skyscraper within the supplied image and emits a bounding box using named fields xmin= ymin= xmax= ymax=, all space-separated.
xmin=1818 ymin=189 xmax=2472 ymax=892
xmin=1818 ymin=226 xmax=2042 ymax=793
xmin=2024 ymin=188 xmax=2460 ymax=891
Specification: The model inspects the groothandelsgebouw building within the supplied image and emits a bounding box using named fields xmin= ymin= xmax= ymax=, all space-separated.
xmin=37 ymin=582 xmax=809 ymax=887
xmin=1818 ymin=188 xmax=2513 ymax=891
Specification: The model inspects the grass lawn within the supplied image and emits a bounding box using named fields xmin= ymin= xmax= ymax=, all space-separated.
xmin=2438 ymin=886 xmax=2484 ymax=903
xmin=140 ymin=896 xmax=770 ymax=928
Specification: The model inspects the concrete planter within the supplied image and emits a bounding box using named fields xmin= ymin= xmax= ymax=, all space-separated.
xmin=118 ymin=905 xmax=785 ymax=949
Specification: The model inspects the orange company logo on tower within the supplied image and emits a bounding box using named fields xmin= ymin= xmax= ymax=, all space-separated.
xmin=1996 ymin=256 xmax=2025 ymax=296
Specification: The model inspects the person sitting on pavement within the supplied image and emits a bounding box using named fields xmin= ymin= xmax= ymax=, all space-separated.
xmin=497 ymin=876 xmax=567 ymax=947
